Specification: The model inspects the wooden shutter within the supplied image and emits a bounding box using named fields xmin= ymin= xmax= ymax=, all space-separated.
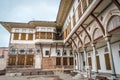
xmin=47 ymin=32 xmax=52 ymax=39
xmin=69 ymin=57 xmax=73 ymax=65
xmin=96 ymin=56 xmax=101 ymax=69
xmin=26 ymin=55 xmax=34 ymax=65
xmin=104 ymin=54 xmax=111 ymax=70
xmin=64 ymin=29 xmax=67 ymax=39
xmin=18 ymin=54 xmax=25 ymax=65
xmin=67 ymin=22 xmax=71 ymax=35
xmin=81 ymin=0 xmax=87 ymax=12
xmin=78 ymin=4 xmax=82 ymax=19
xmin=21 ymin=33 xmax=26 ymax=40
xmin=56 ymin=57 xmax=61 ymax=65
xmin=40 ymin=32 xmax=46 ymax=39
xmin=8 ymin=55 xmax=16 ymax=65
xmin=63 ymin=57 xmax=67 ymax=65
xmin=72 ymin=14 xmax=76 ymax=27
xmin=35 ymin=32 xmax=39 ymax=39
xmin=13 ymin=33 xmax=19 ymax=40
xmin=88 ymin=57 xmax=92 ymax=67
xmin=28 ymin=34 xmax=33 ymax=40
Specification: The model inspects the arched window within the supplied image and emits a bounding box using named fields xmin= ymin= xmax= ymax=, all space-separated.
xmin=57 ymin=50 xmax=60 ymax=56
xmin=19 ymin=49 xmax=25 ymax=54
xmin=10 ymin=48 xmax=17 ymax=54
xmin=104 ymin=47 xmax=108 ymax=52
xmin=36 ymin=49 xmax=40 ymax=54
xmin=28 ymin=48 xmax=33 ymax=54
xmin=93 ymin=28 xmax=103 ymax=40
xmin=107 ymin=16 xmax=120 ymax=32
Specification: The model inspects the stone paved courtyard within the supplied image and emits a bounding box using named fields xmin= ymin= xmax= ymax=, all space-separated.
xmin=0 ymin=71 xmax=74 ymax=80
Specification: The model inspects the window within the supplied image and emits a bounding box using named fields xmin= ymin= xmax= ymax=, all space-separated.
xmin=28 ymin=49 xmax=33 ymax=53
xmin=35 ymin=32 xmax=39 ymax=39
xmin=10 ymin=48 xmax=17 ymax=54
xmin=88 ymin=57 xmax=92 ymax=67
xmin=96 ymin=56 xmax=101 ymax=69
xmin=21 ymin=33 xmax=26 ymax=40
xmin=36 ymin=49 xmax=40 ymax=53
xmin=19 ymin=49 xmax=25 ymax=54
xmin=104 ymin=54 xmax=111 ymax=70
xmin=15 ymin=29 xmax=19 ymax=32
xmin=45 ymin=51 xmax=49 ymax=56
xmin=69 ymin=57 xmax=73 ymax=65
xmin=41 ymin=28 xmax=45 ymax=31
xmin=70 ymin=50 xmax=73 ymax=55
xmin=13 ymin=33 xmax=19 ymax=40
xmin=40 ymin=32 xmax=46 ymax=39
xmin=29 ymin=29 xmax=33 ymax=33
xmin=96 ymin=51 xmax=98 ymax=54
xmin=28 ymin=34 xmax=33 ymax=40
xmin=63 ymin=50 xmax=67 ymax=56
xmin=0 ymin=55 xmax=4 ymax=58
xmin=47 ymin=28 xmax=51 ymax=31
xmin=22 ymin=29 xmax=26 ymax=32
xmin=56 ymin=57 xmax=61 ymax=65
xmin=105 ymin=47 xmax=108 ymax=52
xmin=57 ymin=50 xmax=60 ymax=56
xmin=53 ymin=29 xmax=56 ymax=32
xmin=63 ymin=57 xmax=67 ymax=65
xmin=47 ymin=32 xmax=52 ymax=39
xmin=88 ymin=53 xmax=91 ymax=56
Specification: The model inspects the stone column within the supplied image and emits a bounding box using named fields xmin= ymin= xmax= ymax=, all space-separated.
xmin=80 ymin=53 xmax=84 ymax=70
xmin=26 ymin=33 xmax=28 ymax=40
xmin=19 ymin=33 xmax=21 ymax=40
xmin=76 ymin=53 xmax=79 ymax=70
xmin=73 ymin=53 xmax=76 ymax=70
xmin=83 ymin=47 xmax=87 ymax=70
xmin=91 ymin=43 xmax=98 ymax=75
xmin=105 ymin=36 xmax=116 ymax=78
xmin=24 ymin=53 xmax=27 ymax=68
xmin=15 ymin=52 xmax=18 ymax=68
xmin=78 ymin=52 xmax=81 ymax=71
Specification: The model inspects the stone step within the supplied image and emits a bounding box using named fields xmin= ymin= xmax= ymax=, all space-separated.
xmin=6 ymin=68 xmax=54 ymax=76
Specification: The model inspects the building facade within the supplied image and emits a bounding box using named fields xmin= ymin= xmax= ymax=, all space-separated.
xmin=0 ymin=47 xmax=8 ymax=70
xmin=0 ymin=0 xmax=120 ymax=78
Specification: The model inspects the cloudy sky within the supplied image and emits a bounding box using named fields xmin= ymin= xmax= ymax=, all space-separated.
xmin=0 ymin=0 xmax=60 ymax=47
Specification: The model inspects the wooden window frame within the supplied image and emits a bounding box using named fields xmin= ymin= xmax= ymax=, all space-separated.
xmin=56 ymin=57 xmax=61 ymax=65
xmin=104 ymin=53 xmax=111 ymax=70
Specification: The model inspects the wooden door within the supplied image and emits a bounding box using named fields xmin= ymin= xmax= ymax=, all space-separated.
xmin=18 ymin=54 xmax=25 ymax=65
xmin=8 ymin=55 xmax=16 ymax=65
xmin=104 ymin=53 xmax=111 ymax=70
xmin=26 ymin=55 xmax=34 ymax=65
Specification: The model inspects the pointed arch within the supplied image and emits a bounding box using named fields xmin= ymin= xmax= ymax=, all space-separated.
xmin=75 ymin=32 xmax=83 ymax=45
xmin=112 ymin=0 xmax=120 ymax=10
xmin=104 ymin=9 xmax=120 ymax=35
xmin=92 ymin=28 xmax=103 ymax=41
xmin=70 ymin=38 xmax=77 ymax=49
xmin=91 ymin=13 xmax=105 ymax=35
xmin=84 ymin=35 xmax=90 ymax=44
xmin=107 ymin=15 xmax=120 ymax=32
xmin=81 ymin=25 xmax=91 ymax=41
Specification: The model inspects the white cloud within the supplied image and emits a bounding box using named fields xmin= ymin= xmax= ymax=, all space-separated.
xmin=0 ymin=0 xmax=60 ymax=47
